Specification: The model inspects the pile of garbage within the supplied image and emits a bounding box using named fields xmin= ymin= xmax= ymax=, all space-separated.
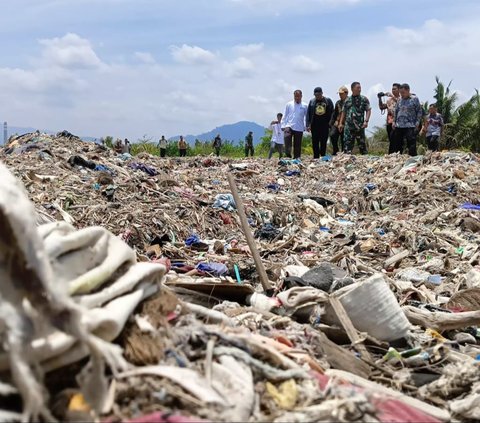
xmin=1 ymin=131 xmax=480 ymax=422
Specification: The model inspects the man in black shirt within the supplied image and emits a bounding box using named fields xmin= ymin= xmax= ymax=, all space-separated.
xmin=307 ymin=87 xmax=334 ymax=159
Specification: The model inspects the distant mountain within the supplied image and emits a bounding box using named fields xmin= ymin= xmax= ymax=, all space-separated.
xmin=169 ymin=121 xmax=267 ymax=145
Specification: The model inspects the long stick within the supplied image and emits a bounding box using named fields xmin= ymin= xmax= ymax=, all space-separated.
xmin=383 ymin=249 xmax=409 ymax=269
xmin=227 ymin=173 xmax=271 ymax=291
xmin=329 ymin=296 xmax=373 ymax=361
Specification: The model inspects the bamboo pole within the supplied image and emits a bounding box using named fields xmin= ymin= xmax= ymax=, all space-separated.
xmin=227 ymin=173 xmax=272 ymax=291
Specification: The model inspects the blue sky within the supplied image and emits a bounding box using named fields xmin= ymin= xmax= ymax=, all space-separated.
xmin=1 ymin=0 xmax=480 ymax=139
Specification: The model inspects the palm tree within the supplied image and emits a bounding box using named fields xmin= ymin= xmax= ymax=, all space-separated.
xmin=433 ymin=77 xmax=460 ymax=149
xmin=450 ymin=90 xmax=480 ymax=152
xmin=433 ymin=76 xmax=458 ymax=124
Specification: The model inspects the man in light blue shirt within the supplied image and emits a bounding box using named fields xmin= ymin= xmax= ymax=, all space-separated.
xmin=422 ymin=103 xmax=444 ymax=152
xmin=281 ymin=90 xmax=308 ymax=159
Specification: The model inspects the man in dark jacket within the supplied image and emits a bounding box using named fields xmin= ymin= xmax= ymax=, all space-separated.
xmin=213 ymin=134 xmax=222 ymax=156
xmin=245 ymin=131 xmax=254 ymax=157
xmin=307 ymin=87 xmax=334 ymax=159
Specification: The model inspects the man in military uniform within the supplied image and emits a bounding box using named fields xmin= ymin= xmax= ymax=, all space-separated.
xmin=339 ymin=81 xmax=371 ymax=155
xmin=329 ymin=85 xmax=349 ymax=155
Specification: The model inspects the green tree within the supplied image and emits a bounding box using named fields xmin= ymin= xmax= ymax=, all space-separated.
xmin=433 ymin=76 xmax=458 ymax=125
xmin=104 ymin=136 xmax=113 ymax=148
xmin=131 ymin=134 xmax=158 ymax=156
xmin=367 ymin=126 xmax=388 ymax=155
xmin=257 ymin=129 xmax=273 ymax=156
xmin=449 ymin=90 xmax=480 ymax=152
xmin=433 ymin=77 xmax=459 ymax=149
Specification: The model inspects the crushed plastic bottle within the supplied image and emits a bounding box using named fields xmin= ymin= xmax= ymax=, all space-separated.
xmin=427 ymin=275 xmax=443 ymax=286
xmin=363 ymin=183 xmax=377 ymax=196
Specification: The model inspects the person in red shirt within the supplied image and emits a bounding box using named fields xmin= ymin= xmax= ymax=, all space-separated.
xmin=378 ymin=83 xmax=401 ymax=154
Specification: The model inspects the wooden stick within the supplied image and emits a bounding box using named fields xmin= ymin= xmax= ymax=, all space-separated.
xmin=383 ymin=249 xmax=409 ymax=269
xmin=403 ymin=305 xmax=480 ymax=331
xmin=227 ymin=173 xmax=272 ymax=291
xmin=329 ymin=296 xmax=373 ymax=361
xmin=316 ymin=332 xmax=371 ymax=378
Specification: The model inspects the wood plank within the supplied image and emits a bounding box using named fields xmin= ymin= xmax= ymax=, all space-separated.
xmin=383 ymin=249 xmax=410 ymax=269
xmin=329 ymin=296 xmax=373 ymax=361
xmin=316 ymin=331 xmax=371 ymax=378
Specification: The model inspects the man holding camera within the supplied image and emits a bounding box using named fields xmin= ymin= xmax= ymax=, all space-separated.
xmin=378 ymin=83 xmax=400 ymax=154
xmin=339 ymin=82 xmax=371 ymax=155
xmin=392 ymin=83 xmax=423 ymax=156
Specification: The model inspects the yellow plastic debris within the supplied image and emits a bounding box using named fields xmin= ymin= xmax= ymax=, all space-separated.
xmin=265 ymin=379 xmax=298 ymax=410
xmin=426 ymin=328 xmax=447 ymax=342
xmin=68 ymin=393 xmax=91 ymax=412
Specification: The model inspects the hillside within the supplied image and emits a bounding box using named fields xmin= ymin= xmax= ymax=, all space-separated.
xmin=169 ymin=121 xmax=266 ymax=145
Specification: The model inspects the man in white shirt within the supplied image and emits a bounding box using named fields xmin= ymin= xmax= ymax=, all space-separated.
xmin=157 ymin=135 xmax=168 ymax=157
xmin=268 ymin=113 xmax=284 ymax=159
xmin=281 ymin=89 xmax=308 ymax=159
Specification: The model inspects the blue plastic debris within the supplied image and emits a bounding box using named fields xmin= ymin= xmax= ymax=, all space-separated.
xmin=363 ymin=183 xmax=377 ymax=196
xmin=279 ymin=158 xmax=302 ymax=166
xmin=460 ymin=203 xmax=480 ymax=211
xmin=185 ymin=234 xmax=201 ymax=246
xmin=266 ymin=183 xmax=281 ymax=192
xmin=196 ymin=262 xmax=229 ymax=276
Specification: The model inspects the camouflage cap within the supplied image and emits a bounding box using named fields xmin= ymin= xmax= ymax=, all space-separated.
xmin=338 ymin=86 xmax=349 ymax=94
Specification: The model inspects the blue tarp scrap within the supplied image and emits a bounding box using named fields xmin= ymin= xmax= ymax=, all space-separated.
xmin=129 ymin=162 xmax=158 ymax=176
xmin=460 ymin=203 xmax=480 ymax=211
xmin=196 ymin=262 xmax=229 ymax=276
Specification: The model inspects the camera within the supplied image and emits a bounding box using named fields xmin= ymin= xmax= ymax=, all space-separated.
xmin=377 ymin=92 xmax=386 ymax=98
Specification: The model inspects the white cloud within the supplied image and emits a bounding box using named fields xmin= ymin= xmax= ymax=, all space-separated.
xmin=134 ymin=51 xmax=156 ymax=64
xmin=234 ymin=43 xmax=264 ymax=55
xmin=170 ymin=90 xmax=199 ymax=106
xmin=248 ymin=95 xmax=270 ymax=104
xmin=386 ymin=19 xmax=452 ymax=47
xmin=291 ymin=55 xmax=324 ymax=73
xmin=170 ymin=44 xmax=217 ymax=65
xmin=229 ymin=57 xmax=255 ymax=78
xmin=39 ymin=33 xmax=103 ymax=69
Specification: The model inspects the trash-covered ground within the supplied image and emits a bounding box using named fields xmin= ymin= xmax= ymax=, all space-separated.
xmin=1 ymin=131 xmax=480 ymax=422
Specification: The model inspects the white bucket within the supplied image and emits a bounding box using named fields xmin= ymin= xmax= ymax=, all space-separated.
xmin=325 ymin=273 xmax=411 ymax=341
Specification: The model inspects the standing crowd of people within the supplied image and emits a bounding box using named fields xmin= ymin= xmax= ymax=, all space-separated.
xmin=132 ymin=81 xmax=444 ymax=159
xmin=273 ymin=81 xmax=443 ymax=159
